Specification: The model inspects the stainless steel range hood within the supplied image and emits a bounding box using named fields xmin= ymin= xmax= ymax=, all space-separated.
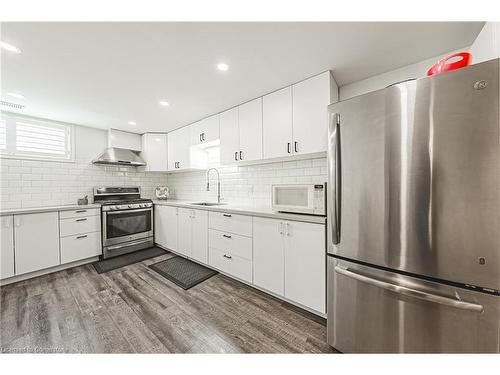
xmin=92 ymin=147 xmax=146 ymax=166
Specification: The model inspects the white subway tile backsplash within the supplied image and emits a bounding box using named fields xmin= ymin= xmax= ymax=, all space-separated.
xmin=1 ymin=156 xmax=168 ymax=209
xmin=167 ymin=157 xmax=327 ymax=208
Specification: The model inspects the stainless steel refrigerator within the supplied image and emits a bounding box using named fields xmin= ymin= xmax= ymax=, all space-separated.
xmin=326 ymin=58 xmax=500 ymax=353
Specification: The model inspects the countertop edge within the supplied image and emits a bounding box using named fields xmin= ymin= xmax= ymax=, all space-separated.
xmin=152 ymin=200 xmax=327 ymax=224
xmin=0 ymin=204 xmax=101 ymax=216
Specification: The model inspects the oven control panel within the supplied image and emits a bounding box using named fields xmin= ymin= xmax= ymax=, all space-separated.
xmin=102 ymin=202 xmax=153 ymax=211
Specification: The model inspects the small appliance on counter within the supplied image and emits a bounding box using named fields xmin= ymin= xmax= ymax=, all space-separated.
xmin=77 ymin=195 xmax=89 ymax=205
xmin=155 ymin=186 xmax=170 ymax=200
xmin=271 ymin=183 xmax=326 ymax=215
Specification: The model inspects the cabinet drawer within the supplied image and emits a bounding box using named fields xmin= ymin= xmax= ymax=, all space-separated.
xmin=209 ymin=229 xmax=252 ymax=260
xmin=209 ymin=211 xmax=252 ymax=236
xmin=60 ymin=215 xmax=100 ymax=236
xmin=60 ymin=232 xmax=102 ymax=264
xmin=59 ymin=208 xmax=100 ymax=219
xmin=209 ymin=247 xmax=252 ymax=283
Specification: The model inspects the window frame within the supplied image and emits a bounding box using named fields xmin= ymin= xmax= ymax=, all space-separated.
xmin=0 ymin=113 xmax=75 ymax=163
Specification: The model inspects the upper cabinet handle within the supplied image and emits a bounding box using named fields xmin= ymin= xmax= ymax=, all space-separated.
xmin=294 ymin=141 xmax=298 ymax=153
xmin=287 ymin=142 xmax=291 ymax=154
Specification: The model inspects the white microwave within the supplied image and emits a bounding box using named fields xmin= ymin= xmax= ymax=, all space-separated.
xmin=271 ymin=183 xmax=326 ymax=216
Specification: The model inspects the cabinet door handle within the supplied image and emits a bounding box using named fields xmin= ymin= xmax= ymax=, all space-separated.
xmin=223 ymin=254 xmax=232 ymax=259
xmin=279 ymin=222 xmax=284 ymax=235
xmin=203 ymin=133 xmax=206 ymax=141
xmin=294 ymin=141 xmax=298 ymax=153
xmin=200 ymin=133 xmax=203 ymax=142
xmin=75 ymin=218 xmax=87 ymax=222
xmin=235 ymin=151 xmax=238 ymax=161
xmin=286 ymin=222 xmax=291 ymax=236
xmin=75 ymin=210 xmax=87 ymax=213
xmin=223 ymin=234 xmax=232 ymax=239
xmin=76 ymin=235 xmax=88 ymax=239
xmin=239 ymin=151 xmax=243 ymax=160
xmin=287 ymin=142 xmax=291 ymax=154
xmin=223 ymin=214 xmax=232 ymax=218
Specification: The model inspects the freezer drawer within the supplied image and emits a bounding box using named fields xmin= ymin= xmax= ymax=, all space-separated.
xmin=327 ymin=257 xmax=500 ymax=353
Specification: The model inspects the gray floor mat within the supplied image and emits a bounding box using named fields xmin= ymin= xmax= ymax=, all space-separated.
xmin=149 ymin=256 xmax=218 ymax=289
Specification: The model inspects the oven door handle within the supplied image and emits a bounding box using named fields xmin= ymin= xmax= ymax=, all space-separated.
xmin=105 ymin=208 xmax=152 ymax=215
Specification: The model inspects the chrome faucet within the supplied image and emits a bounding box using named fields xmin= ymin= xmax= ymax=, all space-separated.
xmin=206 ymin=168 xmax=222 ymax=203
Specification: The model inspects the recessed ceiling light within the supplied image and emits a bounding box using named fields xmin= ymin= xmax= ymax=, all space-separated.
xmin=7 ymin=92 xmax=25 ymax=99
xmin=217 ymin=63 xmax=229 ymax=72
xmin=159 ymin=101 xmax=169 ymax=107
xmin=128 ymin=121 xmax=136 ymax=126
xmin=0 ymin=41 xmax=22 ymax=54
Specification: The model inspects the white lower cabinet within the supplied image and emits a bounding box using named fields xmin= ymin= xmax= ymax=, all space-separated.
xmin=283 ymin=220 xmax=326 ymax=313
xmin=176 ymin=208 xmax=208 ymax=263
xmin=252 ymin=218 xmax=285 ymax=295
xmin=14 ymin=212 xmax=60 ymax=275
xmin=154 ymin=205 xmax=178 ymax=251
xmin=252 ymin=216 xmax=326 ymax=314
xmin=60 ymin=232 xmax=101 ymax=264
xmin=209 ymin=247 xmax=252 ymax=283
xmin=1 ymin=216 xmax=15 ymax=279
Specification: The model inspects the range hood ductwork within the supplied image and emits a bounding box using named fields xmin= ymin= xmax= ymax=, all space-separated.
xmin=92 ymin=147 xmax=146 ymax=166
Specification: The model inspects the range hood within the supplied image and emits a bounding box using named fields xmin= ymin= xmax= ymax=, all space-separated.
xmin=92 ymin=147 xmax=146 ymax=166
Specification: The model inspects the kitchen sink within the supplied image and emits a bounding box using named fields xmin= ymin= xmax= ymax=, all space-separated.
xmin=190 ymin=202 xmax=227 ymax=206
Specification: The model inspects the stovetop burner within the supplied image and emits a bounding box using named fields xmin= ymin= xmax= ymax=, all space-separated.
xmin=100 ymin=198 xmax=152 ymax=206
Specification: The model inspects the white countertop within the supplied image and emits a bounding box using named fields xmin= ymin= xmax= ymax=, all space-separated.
xmin=0 ymin=203 xmax=101 ymax=216
xmin=152 ymin=199 xmax=327 ymax=224
xmin=1 ymin=200 xmax=327 ymax=224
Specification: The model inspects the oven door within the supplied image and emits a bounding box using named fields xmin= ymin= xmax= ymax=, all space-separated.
xmin=103 ymin=207 xmax=153 ymax=246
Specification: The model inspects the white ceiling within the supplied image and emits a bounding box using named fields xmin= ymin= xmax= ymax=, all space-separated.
xmin=1 ymin=22 xmax=483 ymax=133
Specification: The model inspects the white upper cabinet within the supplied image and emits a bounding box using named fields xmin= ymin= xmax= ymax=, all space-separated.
xmin=14 ymin=212 xmax=60 ymax=276
xmin=292 ymin=71 xmax=333 ymax=155
xmin=190 ymin=114 xmax=220 ymax=145
xmin=262 ymin=86 xmax=293 ymax=159
xmin=238 ymin=98 xmax=263 ymax=162
xmin=220 ymin=98 xmax=263 ymax=165
xmin=219 ymin=107 xmax=240 ymax=165
xmin=168 ymin=127 xmax=189 ymax=171
xmin=168 ymin=126 xmax=206 ymax=171
xmin=141 ymin=133 xmax=168 ymax=172
xmin=1 ymin=216 xmax=15 ymax=279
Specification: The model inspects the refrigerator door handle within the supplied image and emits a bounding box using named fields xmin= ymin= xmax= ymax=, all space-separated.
xmin=328 ymin=113 xmax=341 ymax=244
xmin=334 ymin=266 xmax=484 ymax=313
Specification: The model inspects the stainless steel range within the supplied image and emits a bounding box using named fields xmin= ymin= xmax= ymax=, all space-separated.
xmin=93 ymin=186 xmax=154 ymax=259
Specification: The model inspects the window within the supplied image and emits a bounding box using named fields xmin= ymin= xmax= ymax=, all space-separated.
xmin=0 ymin=114 xmax=74 ymax=161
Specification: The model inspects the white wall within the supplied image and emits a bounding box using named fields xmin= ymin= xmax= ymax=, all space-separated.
xmin=0 ymin=124 xmax=168 ymax=209
xmin=469 ymin=22 xmax=500 ymax=64
xmin=339 ymin=48 xmax=468 ymax=100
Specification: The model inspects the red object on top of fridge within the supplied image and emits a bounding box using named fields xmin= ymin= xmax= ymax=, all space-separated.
xmin=426 ymin=52 xmax=472 ymax=76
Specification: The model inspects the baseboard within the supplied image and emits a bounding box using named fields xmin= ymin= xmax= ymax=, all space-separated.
xmin=0 ymin=256 xmax=100 ymax=286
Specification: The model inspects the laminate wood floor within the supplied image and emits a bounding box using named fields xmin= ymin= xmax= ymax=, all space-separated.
xmin=0 ymin=252 xmax=335 ymax=353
